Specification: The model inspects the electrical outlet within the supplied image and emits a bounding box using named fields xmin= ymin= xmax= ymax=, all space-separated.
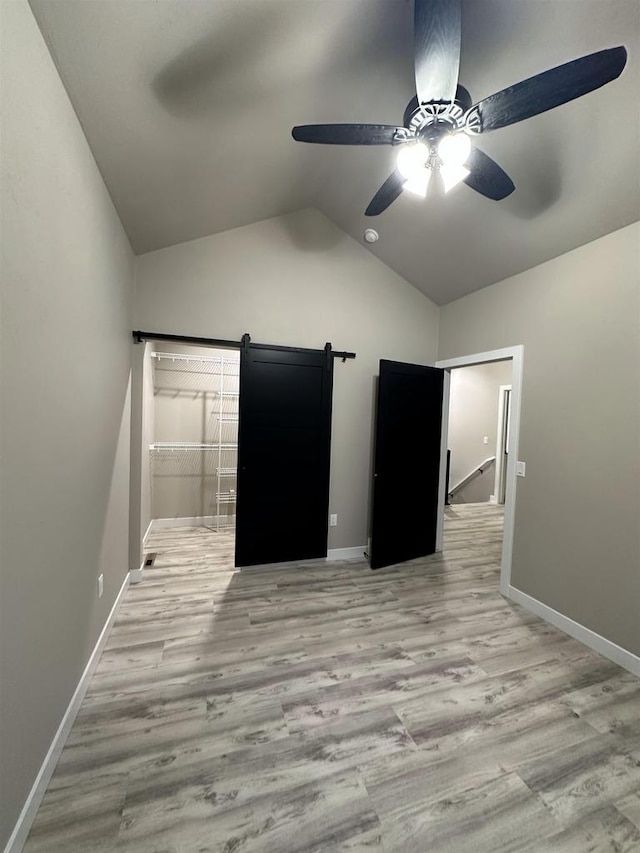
xmin=97 ymin=574 xmax=104 ymax=598
xmin=483 ymin=436 xmax=489 ymax=444
xmin=329 ymin=514 xmax=338 ymax=527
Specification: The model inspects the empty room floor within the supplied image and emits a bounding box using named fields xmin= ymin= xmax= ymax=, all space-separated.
xmin=23 ymin=505 xmax=640 ymax=852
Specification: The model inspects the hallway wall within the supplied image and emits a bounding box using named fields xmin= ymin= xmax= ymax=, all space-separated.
xmin=448 ymin=361 xmax=512 ymax=504
xmin=0 ymin=2 xmax=134 ymax=846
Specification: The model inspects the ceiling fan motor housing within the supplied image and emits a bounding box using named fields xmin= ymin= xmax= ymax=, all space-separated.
xmin=399 ymin=84 xmax=475 ymax=155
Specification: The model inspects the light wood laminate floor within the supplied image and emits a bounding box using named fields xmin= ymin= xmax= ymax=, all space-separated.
xmin=24 ymin=504 xmax=640 ymax=852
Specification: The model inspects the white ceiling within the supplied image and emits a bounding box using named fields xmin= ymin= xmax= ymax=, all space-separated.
xmin=30 ymin=0 xmax=640 ymax=305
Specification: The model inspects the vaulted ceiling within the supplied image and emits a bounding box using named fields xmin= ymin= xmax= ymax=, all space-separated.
xmin=30 ymin=0 xmax=639 ymax=305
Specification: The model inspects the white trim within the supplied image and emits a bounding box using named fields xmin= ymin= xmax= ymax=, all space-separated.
xmin=493 ymin=384 xmax=512 ymax=505
xmin=237 ymin=557 xmax=321 ymax=571
xmin=436 ymin=345 xmax=524 ymax=596
xmin=507 ymin=586 xmax=640 ymax=677
xmin=327 ymin=545 xmax=366 ymax=561
xmin=149 ymin=515 xmax=235 ymax=531
xmin=133 ymin=518 xmax=154 ymax=584
xmin=4 ymin=572 xmax=130 ymax=853
xmin=435 ymin=368 xmax=450 ymax=552
xmin=142 ymin=519 xmax=153 ymax=546
xmin=436 ymin=346 xmax=521 ymax=370
xmin=236 ymin=546 xmax=367 ymax=571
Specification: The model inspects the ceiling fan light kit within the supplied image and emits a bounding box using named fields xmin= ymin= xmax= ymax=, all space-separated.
xmin=438 ymin=133 xmax=471 ymax=167
xmin=396 ymin=143 xmax=429 ymax=181
xmin=291 ymin=0 xmax=627 ymax=216
xmin=441 ymin=162 xmax=470 ymax=194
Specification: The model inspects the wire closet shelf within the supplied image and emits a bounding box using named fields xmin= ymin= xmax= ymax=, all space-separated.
xmin=151 ymin=350 xmax=239 ymax=532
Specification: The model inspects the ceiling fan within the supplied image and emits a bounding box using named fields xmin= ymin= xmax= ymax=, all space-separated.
xmin=291 ymin=0 xmax=627 ymax=214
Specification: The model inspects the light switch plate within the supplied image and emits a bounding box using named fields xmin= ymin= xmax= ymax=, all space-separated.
xmin=516 ymin=461 xmax=526 ymax=477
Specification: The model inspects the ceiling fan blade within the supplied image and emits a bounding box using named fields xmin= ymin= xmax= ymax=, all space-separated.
xmin=414 ymin=0 xmax=461 ymax=104
xmin=463 ymin=147 xmax=515 ymax=200
xmin=292 ymin=124 xmax=400 ymax=145
xmin=365 ymin=171 xmax=406 ymax=216
xmin=471 ymin=46 xmax=627 ymax=133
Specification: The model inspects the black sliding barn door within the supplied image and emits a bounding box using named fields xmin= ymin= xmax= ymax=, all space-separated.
xmin=235 ymin=342 xmax=334 ymax=567
xmin=370 ymin=360 xmax=444 ymax=570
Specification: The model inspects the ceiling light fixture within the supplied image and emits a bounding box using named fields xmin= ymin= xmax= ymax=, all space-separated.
xmin=396 ymin=143 xmax=430 ymax=196
xmin=396 ymin=134 xmax=471 ymax=197
xmin=403 ymin=172 xmax=431 ymax=198
xmin=438 ymin=133 xmax=471 ymax=166
xmin=440 ymin=162 xmax=470 ymax=193
xmin=438 ymin=132 xmax=471 ymax=192
xmin=292 ymin=0 xmax=627 ymax=215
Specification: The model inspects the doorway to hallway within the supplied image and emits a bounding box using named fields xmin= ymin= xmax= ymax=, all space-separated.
xmin=442 ymin=359 xmax=510 ymax=584
xmin=436 ymin=346 xmax=523 ymax=596
xmin=446 ymin=360 xmax=511 ymax=506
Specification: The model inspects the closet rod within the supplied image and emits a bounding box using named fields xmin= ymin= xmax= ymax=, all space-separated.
xmin=133 ymin=330 xmax=356 ymax=361
xmin=150 ymin=442 xmax=238 ymax=450
xmin=151 ymin=351 xmax=239 ymax=365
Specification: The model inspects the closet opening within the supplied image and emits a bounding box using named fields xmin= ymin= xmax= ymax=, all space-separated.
xmin=131 ymin=331 xmax=356 ymax=577
xmin=149 ymin=344 xmax=240 ymax=536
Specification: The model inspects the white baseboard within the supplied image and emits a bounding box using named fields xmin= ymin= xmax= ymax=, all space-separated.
xmin=149 ymin=515 xmax=235 ymax=532
xmin=149 ymin=520 xmax=364 ymax=563
xmin=4 ymin=572 xmax=130 ymax=853
xmin=129 ymin=567 xmax=144 ymax=584
xmin=237 ymin=557 xmax=321 ymax=571
xmin=142 ymin=519 xmax=153 ymax=546
xmin=237 ymin=546 xmax=367 ymax=572
xmin=507 ymin=585 xmax=640 ymax=677
xmin=327 ymin=545 xmax=366 ymax=561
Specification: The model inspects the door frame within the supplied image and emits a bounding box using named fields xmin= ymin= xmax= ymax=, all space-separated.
xmin=493 ymin=384 xmax=512 ymax=505
xmin=435 ymin=345 xmax=524 ymax=596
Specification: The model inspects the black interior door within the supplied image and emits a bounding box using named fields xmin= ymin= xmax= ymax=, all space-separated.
xmin=235 ymin=342 xmax=333 ymax=567
xmin=370 ymin=360 xmax=444 ymax=570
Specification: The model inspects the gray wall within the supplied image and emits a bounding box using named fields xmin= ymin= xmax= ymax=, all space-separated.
xmin=151 ymin=344 xmax=239 ymax=520
xmin=135 ymin=209 xmax=440 ymax=549
xmin=448 ymin=361 xmax=512 ymax=503
xmin=439 ymin=222 xmax=640 ymax=656
xmin=0 ymin=2 xmax=134 ymax=846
